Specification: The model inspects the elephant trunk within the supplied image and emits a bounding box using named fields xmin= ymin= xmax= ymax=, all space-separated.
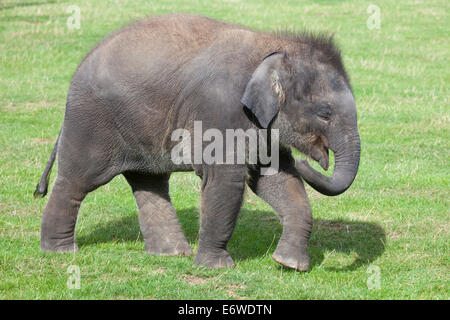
xmin=295 ymin=127 xmax=360 ymax=196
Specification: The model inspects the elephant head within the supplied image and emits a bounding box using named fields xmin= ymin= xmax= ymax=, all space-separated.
xmin=241 ymin=39 xmax=360 ymax=196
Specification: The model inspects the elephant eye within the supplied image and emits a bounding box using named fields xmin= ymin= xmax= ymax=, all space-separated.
xmin=317 ymin=106 xmax=332 ymax=121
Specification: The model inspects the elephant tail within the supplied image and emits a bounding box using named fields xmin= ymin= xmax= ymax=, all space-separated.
xmin=33 ymin=130 xmax=61 ymax=199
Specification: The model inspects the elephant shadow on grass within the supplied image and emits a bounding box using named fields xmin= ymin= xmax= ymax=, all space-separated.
xmin=78 ymin=207 xmax=385 ymax=272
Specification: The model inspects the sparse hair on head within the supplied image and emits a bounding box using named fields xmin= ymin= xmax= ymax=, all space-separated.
xmin=274 ymin=30 xmax=351 ymax=87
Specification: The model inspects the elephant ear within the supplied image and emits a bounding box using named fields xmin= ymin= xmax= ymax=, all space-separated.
xmin=241 ymin=52 xmax=287 ymax=128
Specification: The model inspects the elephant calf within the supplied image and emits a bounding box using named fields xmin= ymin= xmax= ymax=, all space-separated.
xmin=35 ymin=14 xmax=360 ymax=270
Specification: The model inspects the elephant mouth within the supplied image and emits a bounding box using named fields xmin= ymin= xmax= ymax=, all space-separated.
xmin=294 ymin=91 xmax=360 ymax=197
xmin=310 ymin=136 xmax=329 ymax=171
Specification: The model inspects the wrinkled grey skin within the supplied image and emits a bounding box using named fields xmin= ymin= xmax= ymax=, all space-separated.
xmin=35 ymin=14 xmax=360 ymax=270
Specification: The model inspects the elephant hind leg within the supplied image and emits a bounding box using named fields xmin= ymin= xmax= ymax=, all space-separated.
xmin=124 ymin=172 xmax=192 ymax=256
xmin=40 ymin=136 xmax=125 ymax=252
xmin=194 ymin=165 xmax=247 ymax=269
xmin=40 ymin=176 xmax=88 ymax=252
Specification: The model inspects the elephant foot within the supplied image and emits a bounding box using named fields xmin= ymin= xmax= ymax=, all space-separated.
xmin=145 ymin=238 xmax=193 ymax=256
xmin=40 ymin=238 xmax=79 ymax=253
xmin=272 ymin=242 xmax=310 ymax=271
xmin=194 ymin=248 xmax=235 ymax=269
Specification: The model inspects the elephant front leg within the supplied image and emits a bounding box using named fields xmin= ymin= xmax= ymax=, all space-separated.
xmin=194 ymin=165 xmax=246 ymax=269
xmin=249 ymin=171 xmax=312 ymax=271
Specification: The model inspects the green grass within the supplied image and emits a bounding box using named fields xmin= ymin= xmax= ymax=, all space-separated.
xmin=0 ymin=0 xmax=448 ymax=299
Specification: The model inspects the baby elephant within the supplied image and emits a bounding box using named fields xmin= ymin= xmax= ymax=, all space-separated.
xmin=35 ymin=14 xmax=360 ymax=271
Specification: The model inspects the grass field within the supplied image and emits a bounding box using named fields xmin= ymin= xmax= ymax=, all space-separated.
xmin=0 ymin=0 xmax=448 ymax=299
